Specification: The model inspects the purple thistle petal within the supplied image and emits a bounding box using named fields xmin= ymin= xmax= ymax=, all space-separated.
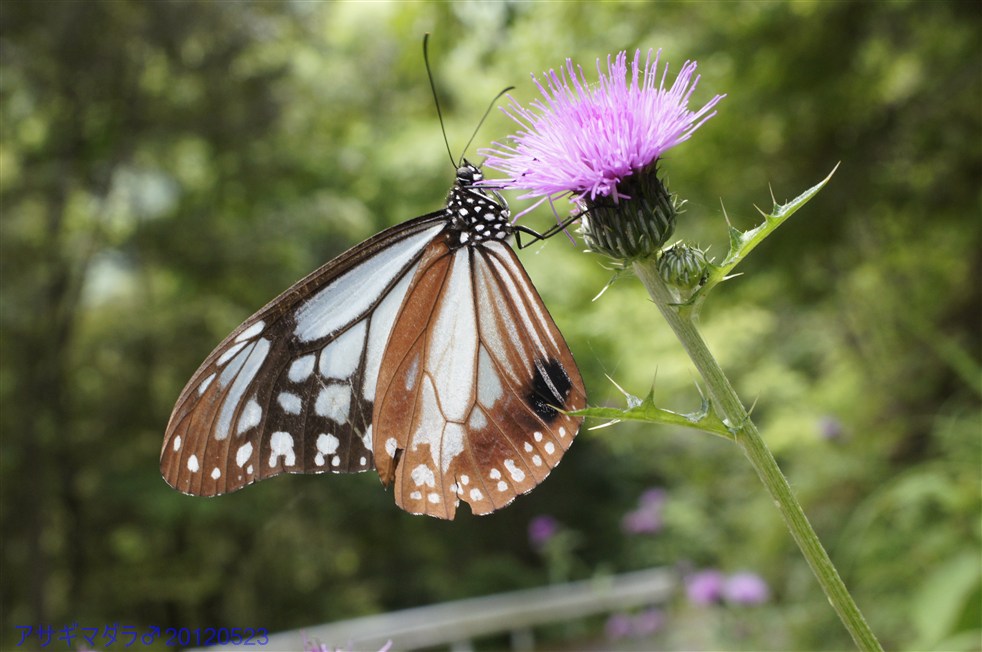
xmin=482 ymin=49 xmax=724 ymax=203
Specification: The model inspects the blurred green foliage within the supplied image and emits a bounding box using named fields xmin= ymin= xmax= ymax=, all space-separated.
xmin=2 ymin=2 xmax=979 ymax=650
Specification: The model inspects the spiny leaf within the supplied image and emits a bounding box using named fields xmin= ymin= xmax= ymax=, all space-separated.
xmin=691 ymin=164 xmax=839 ymax=311
xmin=569 ymin=384 xmax=733 ymax=440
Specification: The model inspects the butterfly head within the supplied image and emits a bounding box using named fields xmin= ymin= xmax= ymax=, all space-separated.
xmin=455 ymin=159 xmax=483 ymax=187
xmin=446 ymin=160 xmax=511 ymax=249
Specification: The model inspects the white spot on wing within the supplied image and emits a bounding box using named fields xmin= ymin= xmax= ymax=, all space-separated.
xmin=410 ymin=376 xmax=447 ymax=470
xmin=314 ymin=433 xmax=339 ymax=466
xmin=468 ymin=407 xmax=487 ymax=431
xmin=532 ymin=455 xmax=542 ymax=467
xmin=216 ymin=338 xmax=271 ymax=439
xmin=425 ymin=253 xmax=477 ymax=421
xmin=197 ymin=373 xmax=216 ymax=395
xmin=187 ymin=455 xmax=199 ymax=472
xmin=211 ymin=467 xmax=221 ymax=480
xmin=315 ymin=383 xmax=351 ymax=424
xmin=236 ymin=442 xmax=253 ymax=468
xmin=545 ymin=441 xmax=556 ymax=455
xmin=410 ymin=490 xmax=422 ymax=500
xmin=469 ymin=488 xmax=483 ymax=501
xmin=319 ymin=321 xmax=366 ymax=380
xmin=385 ymin=437 xmax=398 ymax=458
xmin=268 ymin=431 xmax=296 ymax=467
xmin=173 ymin=435 xmax=182 ymax=452
xmin=489 ymin=468 xmax=501 ymax=480
xmin=235 ymin=320 xmax=266 ymax=343
xmin=277 ymin=391 xmax=302 ymax=415
xmin=288 ymin=354 xmax=316 ymax=383
xmin=428 ymin=492 xmax=441 ymax=504
xmin=294 ymin=225 xmax=441 ymax=342
xmin=237 ymin=399 xmax=262 ymax=436
xmin=504 ymin=459 xmax=526 ymax=483
xmin=477 ymin=347 xmax=503 ymax=408
xmin=405 ymin=354 xmax=420 ymax=390
xmin=362 ymin=271 xmax=416 ymax=401
xmin=218 ymin=345 xmax=251 ymax=389
xmin=441 ymin=423 xmax=465 ymax=473
xmin=485 ymin=245 xmax=558 ymax=351
xmin=411 ymin=464 xmax=436 ymax=488
xmin=217 ymin=340 xmax=248 ymax=366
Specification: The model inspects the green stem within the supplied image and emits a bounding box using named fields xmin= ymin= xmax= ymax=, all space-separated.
xmin=633 ymin=260 xmax=882 ymax=652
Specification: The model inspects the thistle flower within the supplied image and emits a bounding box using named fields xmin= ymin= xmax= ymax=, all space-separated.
xmin=483 ymin=49 xmax=723 ymax=260
xmin=527 ymin=514 xmax=560 ymax=549
xmin=621 ymin=487 xmax=667 ymax=535
xmin=723 ymin=571 xmax=770 ymax=605
xmin=685 ymin=568 xmax=726 ymax=606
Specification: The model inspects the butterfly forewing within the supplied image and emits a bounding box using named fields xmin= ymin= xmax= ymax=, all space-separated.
xmin=372 ymin=238 xmax=585 ymax=519
xmin=161 ymin=216 xmax=446 ymax=496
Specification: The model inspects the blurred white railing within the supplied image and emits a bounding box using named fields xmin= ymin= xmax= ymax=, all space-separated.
xmin=193 ymin=567 xmax=676 ymax=652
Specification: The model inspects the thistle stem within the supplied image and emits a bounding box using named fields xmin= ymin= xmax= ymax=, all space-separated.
xmin=632 ymin=259 xmax=882 ymax=652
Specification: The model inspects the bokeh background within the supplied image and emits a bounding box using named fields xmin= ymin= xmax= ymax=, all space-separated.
xmin=3 ymin=2 xmax=980 ymax=650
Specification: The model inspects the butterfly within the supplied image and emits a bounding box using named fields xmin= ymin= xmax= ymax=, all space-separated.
xmin=160 ymin=161 xmax=586 ymax=519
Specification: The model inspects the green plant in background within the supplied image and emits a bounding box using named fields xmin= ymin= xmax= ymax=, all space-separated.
xmin=484 ymin=48 xmax=880 ymax=650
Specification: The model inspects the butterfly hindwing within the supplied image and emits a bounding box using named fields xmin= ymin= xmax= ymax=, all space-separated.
xmin=373 ymin=238 xmax=586 ymax=519
xmin=161 ymin=216 xmax=446 ymax=496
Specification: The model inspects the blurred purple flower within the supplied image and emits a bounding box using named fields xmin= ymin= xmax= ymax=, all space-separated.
xmin=685 ymin=569 xmax=726 ymax=606
xmin=632 ymin=607 xmax=665 ymax=636
xmin=639 ymin=487 xmax=667 ymax=507
xmin=817 ymin=415 xmax=845 ymax=441
xmin=605 ymin=608 xmax=665 ymax=641
xmin=621 ymin=507 xmax=663 ymax=534
xmin=724 ymin=571 xmax=770 ymax=605
xmin=483 ymin=49 xmax=724 ymax=203
xmin=528 ymin=515 xmax=560 ymax=549
xmin=621 ymin=487 xmax=667 ymax=534
xmin=605 ymin=613 xmax=633 ymax=640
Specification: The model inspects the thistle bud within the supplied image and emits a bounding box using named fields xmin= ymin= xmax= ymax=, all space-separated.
xmin=657 ymin=242 xmax=709 ymax=290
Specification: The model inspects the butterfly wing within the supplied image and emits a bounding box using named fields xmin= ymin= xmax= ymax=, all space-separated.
xmin=161 ymin=214 xmax=447 ymax=496
xmin=372 ymin=238 xmax=585 ymax=519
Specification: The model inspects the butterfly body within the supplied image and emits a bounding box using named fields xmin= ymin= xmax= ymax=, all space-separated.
xmin=162 ymin=162 xmax=584 ymax=519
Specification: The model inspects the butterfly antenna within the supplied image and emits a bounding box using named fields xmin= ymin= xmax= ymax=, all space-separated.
xmin=423 ymin=34 xmax=456 ymax=169
xmin=459 ymin=85 xmax=514 ymax=165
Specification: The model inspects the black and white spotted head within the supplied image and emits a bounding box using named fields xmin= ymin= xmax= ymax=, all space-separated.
xmin=446 ymin=160 xmax=512 ymax=249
